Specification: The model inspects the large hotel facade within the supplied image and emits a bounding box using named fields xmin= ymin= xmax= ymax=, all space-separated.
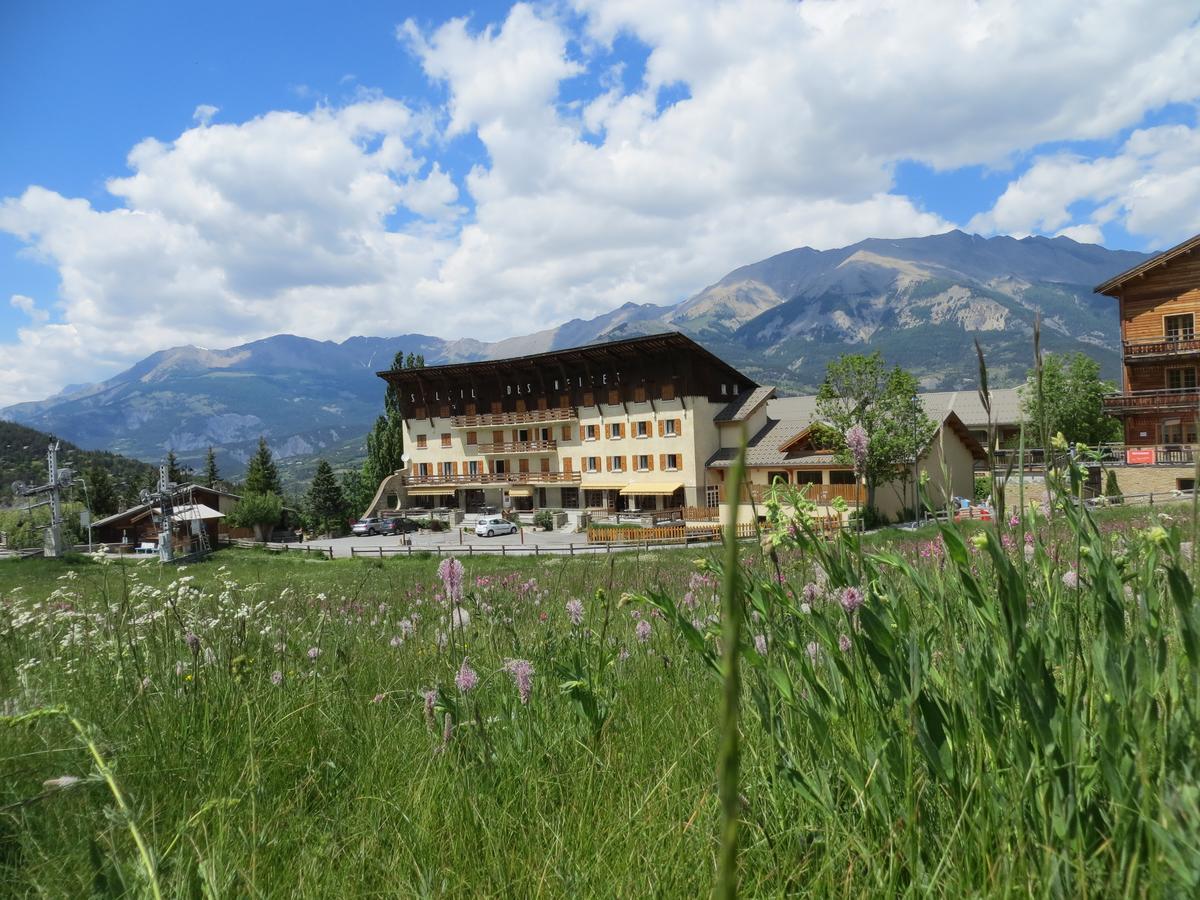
xmin=374 ymin=333 xmax=758 ymax=516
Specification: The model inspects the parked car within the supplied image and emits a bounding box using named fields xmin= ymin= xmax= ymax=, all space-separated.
xmin=475 ymin=515 xmax=518 ymax=537
xmin=389 ymin=517 xmax=421 ymax=534
xmin=351 ymin=517 xmax=387 ymax=536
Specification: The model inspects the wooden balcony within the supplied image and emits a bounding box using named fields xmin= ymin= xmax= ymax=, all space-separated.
xmin=474 ymin=439 xmax=557 ymax=454
xmin=1124 ymin=335 xmax=1200 ymax=361
xmin=451 ymin=407 xmax=576 ymax=428
xmin=1104 ymin=388 xmax=1200 ymax=413
xmin=405 ymin=471 xmax=582 ymax=486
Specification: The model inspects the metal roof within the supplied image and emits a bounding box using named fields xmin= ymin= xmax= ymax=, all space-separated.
xmin=714 ymin=386 xmax=777 ymax=422
xmin=767 ymin=388 xmax=1022 ymax=430
xmin=1094 ymin=232 xmax=1200 ymax=296
xmin=376 ymin=331 xmax=757 ymax=388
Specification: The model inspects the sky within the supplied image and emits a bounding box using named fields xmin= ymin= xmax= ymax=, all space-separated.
xmin=1 ymin=0 xmax=1198 ymax=406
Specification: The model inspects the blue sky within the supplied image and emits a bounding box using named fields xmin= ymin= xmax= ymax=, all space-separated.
xmin=1 ymin=0 xmax=1198 ymax=404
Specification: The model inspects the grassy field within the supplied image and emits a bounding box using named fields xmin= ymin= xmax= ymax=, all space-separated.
xmin=1 ymin=493 xmax=1199 ymax=896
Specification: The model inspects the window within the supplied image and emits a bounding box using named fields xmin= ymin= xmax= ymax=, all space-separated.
xmin=439 ymin=405 xmax=450 ymax=418
xmin=829 ymin=470 xmax=857 ymax=485
xmin=386 ymin=493 xmax=398 ymax=508
xmin=540 ymin=457 xmax=551 ymax=472
xmin=1178 ymin=478 xmax=1195 ymax=492
xmin=416 ymin=463 xmax=432 ymax=477
xmin=664 ymin=419 xmax=678 ymax=437
xmin=610 ymin=455 xmax=624 ymax=472
xmin=585 ymin=424 xmax=599 ymax=441
xmin=664 ymin=454 xmax=680 ymax=471
xmin=561 ymin=425 xmax=572 ymax=440
xmin=1162 ymin=419 xmax=1196 ymax=443
xmin=636 ymin=455 xmax=650 ymax=471
xmin=661 ymin=383 xmax=675 ymax=401
xmin=768 ymin=471 xmax=789 ymax=485
xmin=633 ymin=386 xmax=646 ymax=403
xmin=634 ymin=421 xmax=649 ymax=438
xmin=467 ymin=460 xmax=481 ymax=476
xmin=441 ymin=433 xmax=452 ymax=448
xmin=583 ymin=391 xmax=595 ymax=407
xmin=414 ymin=406 xmax=427 ymax=419
xmin=538 ymin=427 xmax=551 ymax=442
xmin=416 ymin=434 xmax=427 ymax=449
xmin=795 ymin=471 xmax=821 ymax=485
xmin=466 ymin=431 xmax=477 ymax=446
xmin=1165 ymin=314 xmax=1195 ymax=340
xmin=720 ymin=384 xmax=728 ymax=396
xmin=1166 ymin=367 xmax=1197 ymax=391
xmin=517 ymin=428 xmax=530 ymax=442
xmin=608 ymin=389 xmax=620 ymax=405
xmin=706 ymin=485 xmax=720 ymax=508
xmin=439 ymin=461 xmax=455 ymax=477
xmin=585 ymin=457 xmax=600 ymax=473
xmin=609 ymin=422 xmax=622 ymax=439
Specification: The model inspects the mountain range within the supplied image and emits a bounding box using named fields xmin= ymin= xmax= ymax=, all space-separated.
xmin=0 ymin=230 xmax=1149 ymax=486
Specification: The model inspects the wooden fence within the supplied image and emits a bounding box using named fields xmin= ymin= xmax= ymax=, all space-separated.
xmin=228 ymin=538 xmax=334 ymax=559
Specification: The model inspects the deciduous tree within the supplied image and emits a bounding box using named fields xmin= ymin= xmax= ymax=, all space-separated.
xmin=1020 ymin=352 xmax=1121 ymax=447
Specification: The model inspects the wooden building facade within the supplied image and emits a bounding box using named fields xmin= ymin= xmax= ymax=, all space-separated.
xmin=1097 ymin=233 xmax=1200 ymax=447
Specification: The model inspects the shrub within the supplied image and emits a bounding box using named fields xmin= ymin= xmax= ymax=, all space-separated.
xmin=532 ymin=509 xmax=555 ymax=531
xmin=1104 ymin=469 xmax=1123 ymax=504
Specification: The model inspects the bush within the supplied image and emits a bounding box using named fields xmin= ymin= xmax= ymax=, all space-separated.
xmin=226 ymin=491 xmax=283 ymax=541
xmin=532 ymin=509 xmax=555 ymax=531
xmin=974 ymin=475 xmax=990 ymax=503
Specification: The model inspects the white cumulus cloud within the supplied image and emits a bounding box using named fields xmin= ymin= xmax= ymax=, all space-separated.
xmin=0 ymin=0 xmax=1198 ymax=406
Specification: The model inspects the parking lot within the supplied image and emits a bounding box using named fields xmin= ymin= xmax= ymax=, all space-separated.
xmin=302 ymin=525 xmax=594 ymax=559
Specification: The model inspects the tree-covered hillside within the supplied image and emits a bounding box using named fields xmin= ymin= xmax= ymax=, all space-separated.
xmin=0 ymin=420 xmax=155 ymax=507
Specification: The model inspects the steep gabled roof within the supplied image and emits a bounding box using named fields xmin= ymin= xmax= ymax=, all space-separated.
xmin=1094 ymin=232 xmax=1200 ymax=296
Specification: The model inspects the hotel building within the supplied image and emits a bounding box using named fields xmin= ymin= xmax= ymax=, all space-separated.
xmin=372 ymin=333 xmax=757 ymax=515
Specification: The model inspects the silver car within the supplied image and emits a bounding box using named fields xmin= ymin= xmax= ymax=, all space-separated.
xmin=475 ymin=515 xmax=518 ymax=537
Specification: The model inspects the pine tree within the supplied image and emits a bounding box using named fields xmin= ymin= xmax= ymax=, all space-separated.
xmin=244 ymin=437 xmax=282 ymax=496
xmin=84 ymin=466 xmax=119 ymax=517
xmin=203 ymin=446 xmax=220 ymax=488
xmin=340 ymin=467 xmax=375 ymax=519
xmin=166 ymin=451 xmax=189 ymax=485
xmin=305 ymin=459 xmax=347 ymax=535
xmin=363 ymin=350 xmax=415 ymax=491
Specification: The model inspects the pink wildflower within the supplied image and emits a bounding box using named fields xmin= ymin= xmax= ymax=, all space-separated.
xmin=455 ymin=657 xmax=478 ymax=692
xmin=270 ymin=670 xmax=284 ymax=686
xmin=566 ymin=598 xmax=584 ymax=626
xmin=503 ymin=659 xmax=535 ymax=705
xmin=1062 ymin=569 xmax=1079 ymax=589
xmin=307 ymin=646 xmax=320 ymax=661
xmin=636 ymin=619 xmax=652 ymax=643
xmin=438 ymin=557 xmax=465 ymax=603
xmin=423 ymin=689 xmax=438 ymax=729
xmin=846 ymin=424 xmax=869 ymax=476
xmin=839 ymin=586 xmax=864 ymax=614
xmin=754 ymin=634 xmax=768 ymax=655
xmin=838 ymin=633 xmax=852 ymax=654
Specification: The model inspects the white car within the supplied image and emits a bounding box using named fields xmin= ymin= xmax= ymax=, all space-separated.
xmin=475 ymin=515 xmax=518 ymax=537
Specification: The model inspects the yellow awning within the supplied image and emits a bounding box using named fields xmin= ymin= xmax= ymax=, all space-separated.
xmin=619 ymin=482 xmax=684 ymax=496
xmin=581 ymin=481 xmax=627 ymax=491
xmin=407 ymin=486 xmax=458 ymax=496
xmin=507 ymin=487 xmax=533 ymax=497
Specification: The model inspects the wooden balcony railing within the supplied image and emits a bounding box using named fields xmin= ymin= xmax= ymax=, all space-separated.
xmin=451 ymin=407 xmax=576 ymax=428
xmin=474 ymin=440 xmax=557 ymax=454
xmin=1103 ymin=388 xmax=1200 ymax=412
xmin=405 ymin=471 xmax=582 ymax=486
xmin=984 ymin=443 xmax=1195 ymax=469
xmin=1124 ymin=335 xmax=1200 ymax=360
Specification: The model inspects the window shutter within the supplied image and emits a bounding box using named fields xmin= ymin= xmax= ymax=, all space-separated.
xmin=467 ymin=431 xmax=477 ymax=445
xmin=648 ymin=455 xmax=655 ymax=471
xmin=674 ymin=418 xmax=682 ymax=435
xmin=563 ymin=457 xmax=572 ymax=473
xmin=659 ymin=454 xmax=667 ymax=470
xmin=562 ymin=425 xmax=571 ymax=440
xmin=658 ymin=420 xmax=664 ymax=437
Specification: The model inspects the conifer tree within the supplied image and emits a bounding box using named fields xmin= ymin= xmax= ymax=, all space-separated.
xmin=305 ymin=459 xmax=346 ymax=534
xmin=244 ymin=437 xmax=282 ymax=496
xmin=203 ymin=446 xmax=220 ymax=488
xmin=166 ymin=450 xmax=189 ymax=485
xmin=83 ymin=466 xmax=119 ymax=517
xmin=363 ymin=350 xmax=420 ymax=490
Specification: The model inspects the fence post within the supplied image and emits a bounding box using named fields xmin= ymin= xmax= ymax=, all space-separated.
xmin=501 ymin=544 xmax=506 ymax=557
xmin=570 ymin=543 xmax=574 ymax=556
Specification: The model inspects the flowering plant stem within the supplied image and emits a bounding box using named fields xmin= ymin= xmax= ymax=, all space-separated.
xmin=716 ymin=434 xmax=747 ymax=900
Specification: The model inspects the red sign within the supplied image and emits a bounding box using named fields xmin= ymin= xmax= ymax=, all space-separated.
xmin=1126 ymin=448 xmax=1156 ymax=465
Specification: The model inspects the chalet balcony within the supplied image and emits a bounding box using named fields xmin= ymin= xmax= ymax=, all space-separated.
xmin=405 ymin=471 xmax=582 ymax=487
xmin=474 ymin=439 xmax=558 ymax=454
xmin=1104 ymin=387 xmax=1200 ymax=413
xmin=1123 ymin=334 xmax=1200 ymax=361
xmin=450 ymin=407 xmax=577 ymax=428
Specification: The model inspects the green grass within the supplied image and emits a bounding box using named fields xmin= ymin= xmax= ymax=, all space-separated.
xmin=1 ymin=494 xmax=1198 ymax=896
